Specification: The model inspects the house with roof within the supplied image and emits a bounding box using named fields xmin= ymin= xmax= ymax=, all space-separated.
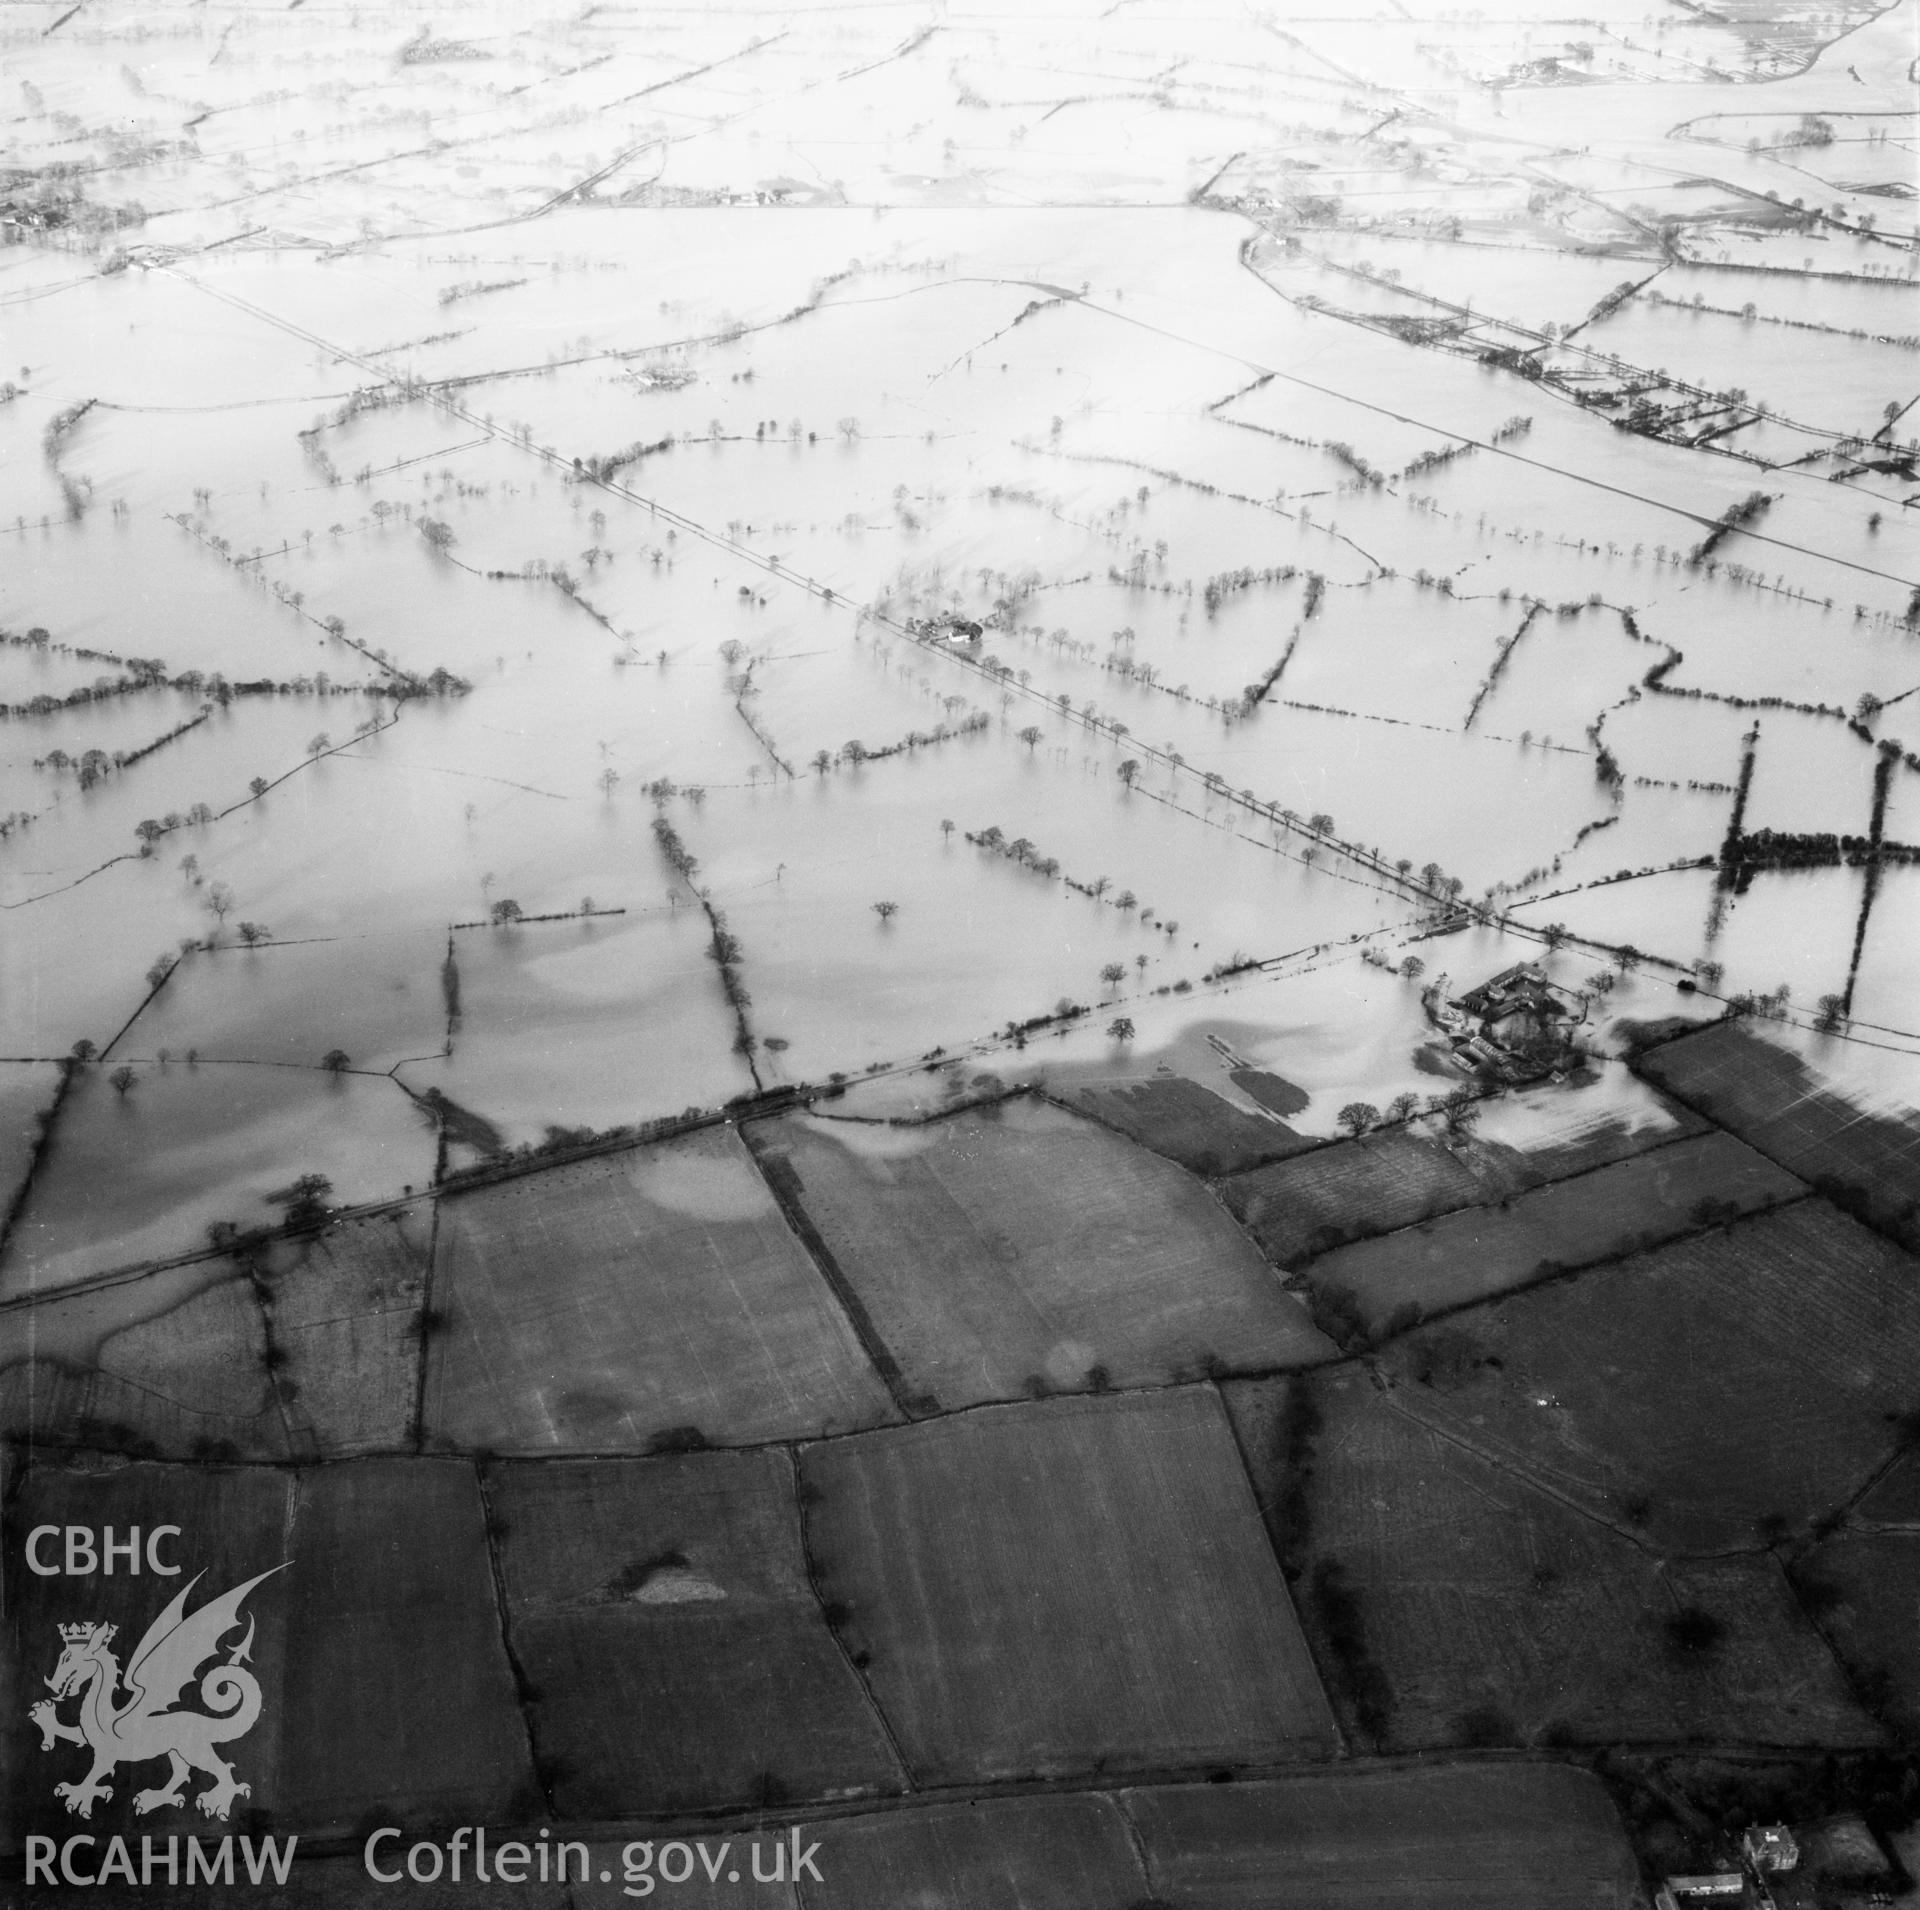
xmin=1424 ymin=961 xmax=1587 ymax=1084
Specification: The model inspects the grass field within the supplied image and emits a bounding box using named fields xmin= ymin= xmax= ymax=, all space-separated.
xmin=278 ymin=1457 xmax=534 ymax=1833
xmin=1374 ymin=1201 xmax=1920 ymax=1554
xmin=485 ymin=1450 xmax=905 ymax=1817
xmin=0 ymin=1263 xmax=287 ymax=1459
xmin=1302 ymin=1132 xmax=1805 ymax=1341
xmin=797 ymin=1387 xmax=1339 ymax=1785
xmin=258 ymin=1207 xmax=429 ymax=1456
xmin=1854 ymin=1452 xmax=1920 ymax=1527
xmin=1122 ymin=1761 xmax=1647 ymax=1908
xmin=1637 ymin=1023 xmax=1920 ymax=1249
xmin=793 ymin=1792 xmax=1147 ymax=1910
xmin=1226 ymin=1369 xmax=1880 ymax=1753
xmin=1221 ymin=1130 xmax=1494 ymax=1268
xmin=423 ymin=1126 xmax=898 ymax=1452
xmin=1793 ymin=1535 xmax=1920 ymax=1742
xmin=1067 ymin=1077 xmax=1316 ymax=1177
xmin=757 ymin=1101 xmax=1331 ymax=1411
xmin=1219 ymin=1081 xmax=1706 ymax=1270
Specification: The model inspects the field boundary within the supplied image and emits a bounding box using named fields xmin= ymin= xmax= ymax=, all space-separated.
xmin=738 ymin=1124 xmax=923 ymax=1420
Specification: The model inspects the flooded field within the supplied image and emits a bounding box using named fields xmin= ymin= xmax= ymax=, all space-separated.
xmin=4 ymin=92 xmax=1916 ymax=1272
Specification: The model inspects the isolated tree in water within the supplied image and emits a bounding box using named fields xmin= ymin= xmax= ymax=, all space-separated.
xmin=1107 ymin=1017 xmax=1135 ymax=1043
xmin=321 ymin=1049 xmax=351 ymax=1074
xmin=871 ymin=900 xmax=899 ymax=924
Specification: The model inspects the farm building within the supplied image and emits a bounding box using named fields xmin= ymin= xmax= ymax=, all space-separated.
xmin=1653 ymin=1876 xmax=1745 ymax=1908
xmin=1742 ymin=1824 xmax=1798 ymax=1875
xmin=1430 ymin=962 xmax=1586 ymax=1083
xmin=910 ymin=614 xmax=984 ymax=644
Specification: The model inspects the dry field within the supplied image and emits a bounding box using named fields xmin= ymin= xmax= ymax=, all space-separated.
xmin=1853 ymin=1450 xmax=1920 ymax=1527
xmin=758 ymin=1102 xmax=1331 ymax=1411
xmin=1226 ymin=1369 xmax=1879 ymax=1753
xmin=257 ymin=1207 xmax=429 ymax=1455
xmin=423 ymin=1127 xmax=897 ymax=1452
xmin=7 ymin=1458 xmax=539 ymax=1838
xmin=1792 ymin=1534 xmax=1920 ymax=1743
xmin=277 ymin=1457 xmax=533 ymax=1834
xmin=1123 ymin=1761 xmax=1647 ymax=1909
xmin=1068 ymin=1077 xmax=1316 ymax=1177
xmin=1638 ymin=1024 xmax=1920 ymax=1247
xmin=485 ymin=1450 xmax=904 ymax=1817
xmin=1220 ymin=1097 xmax=1707 ymax=1270
xmin=792 ymin=1792 xmax=1146 ymax=1910
xmin=798 ymin=1387 xmax=1339 ymax=1784
xmin=1303 ymin=1131 xmax=1804 ymax=1339
xmin=1369 ymin=1201 xmax=1920 ymax=1553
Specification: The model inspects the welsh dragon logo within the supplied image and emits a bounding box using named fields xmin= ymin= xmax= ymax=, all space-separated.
xmin=29 ymin=1567 xmax=283 ymax=1822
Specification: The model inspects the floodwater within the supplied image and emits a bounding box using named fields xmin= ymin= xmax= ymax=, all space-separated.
xmin=2 ymin=0 xmax=1916 ymax=1280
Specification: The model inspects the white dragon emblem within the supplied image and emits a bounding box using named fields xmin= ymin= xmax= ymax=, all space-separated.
xmin=29 ymin=1567 xmax=284 ymax=1822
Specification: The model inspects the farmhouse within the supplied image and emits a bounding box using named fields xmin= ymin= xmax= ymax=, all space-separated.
xmin=909 ymin=614 xmax=984 ymax=644
xmin=1431 ymin=962 xmax=1585 ymax=1084
xmin=1741 ymin=1824 xmax=1798 ymax=1875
